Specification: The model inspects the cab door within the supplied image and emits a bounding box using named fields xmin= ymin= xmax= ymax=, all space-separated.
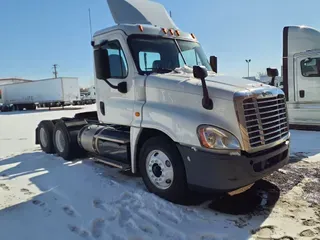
xmin=295 ymin=53 xmax=320 ymax=102
xmin=94 ymin=32 xmax=135 ymax=126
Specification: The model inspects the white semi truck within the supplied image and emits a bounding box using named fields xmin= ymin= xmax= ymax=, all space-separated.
xmin=79 ymin=86 xmax=96 ymax=105
xmin=35 ymin=0 xmax=290 ymax=203
xmin=268 ymin=26 xmax=320 ymax=129
xmin=0 ymin=77 xmax=81 ymax=111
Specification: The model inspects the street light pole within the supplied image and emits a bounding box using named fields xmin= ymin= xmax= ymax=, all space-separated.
xmin=245 ymin=59 xmax=251 ymax=77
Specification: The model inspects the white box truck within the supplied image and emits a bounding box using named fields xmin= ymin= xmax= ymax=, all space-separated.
xmin=0 ymin=77 xmax=81 ymax=111
xmin=35 ymin=0 xmax=290 ymax=203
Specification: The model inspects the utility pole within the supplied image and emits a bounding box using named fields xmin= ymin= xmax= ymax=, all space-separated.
xmin=245 ymin=59 xmax=251 ymax=77
xmin=53 ymin=64 xmax=58 ymax=78
xmin=88 ymin=8 xmax=93 ymax=39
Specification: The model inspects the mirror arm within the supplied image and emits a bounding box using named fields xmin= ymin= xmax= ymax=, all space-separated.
xmin=103 ymin=79 xmax=118 ymax=89
xmin=269 ymin=76 xmax=276 ymax=86
xmin=200 ymin=77 xmax=213 ymax=110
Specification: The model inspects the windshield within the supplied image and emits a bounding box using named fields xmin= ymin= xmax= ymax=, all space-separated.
xmin=128 ymin=36 xmax=212 ymax=75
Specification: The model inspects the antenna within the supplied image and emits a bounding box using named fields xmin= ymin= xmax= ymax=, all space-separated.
xmin=88 ymin=8 xmax=93 ymax=39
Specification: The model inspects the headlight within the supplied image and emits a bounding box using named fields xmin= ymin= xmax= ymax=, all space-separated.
xmin=197 ymin=125 xmax=241 ymax=150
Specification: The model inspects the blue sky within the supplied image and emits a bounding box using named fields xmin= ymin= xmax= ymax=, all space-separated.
xmin=1 ymin=0 xmax=320 ymax=87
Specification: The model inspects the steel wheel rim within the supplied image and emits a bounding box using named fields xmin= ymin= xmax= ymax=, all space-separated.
xmin=146 ymin=150 xmax=174 ymax=190
xmin=55 ymin=130 xmax=66 ymax=153
xmin=39 ymin=128 xmax=48 ymax=148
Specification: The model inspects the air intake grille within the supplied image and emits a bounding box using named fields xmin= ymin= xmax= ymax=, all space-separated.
xmin=243 ymin=94 xmax=289 ymax=148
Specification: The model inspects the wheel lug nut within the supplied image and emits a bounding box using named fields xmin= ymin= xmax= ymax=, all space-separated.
xmin=165 ymin=160 xmax=171 ymax=167
xmin=166 ymin=179 xmax=172 ymax=184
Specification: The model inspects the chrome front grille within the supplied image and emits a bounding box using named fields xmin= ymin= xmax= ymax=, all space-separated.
xmin=243 ymin=94 xmax=289 ymax=148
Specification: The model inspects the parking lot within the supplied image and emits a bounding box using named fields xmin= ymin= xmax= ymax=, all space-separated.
xmin=0 ymin=106 xmax=319 ymax=240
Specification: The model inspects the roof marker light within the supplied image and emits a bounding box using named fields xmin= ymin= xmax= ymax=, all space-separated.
xmin=169 ymin=29 xmax=174 ymax=35
xmin=139 ymin=25 xmax=144 ymax=32
xmin=175 ymin=30 xmax=180 ymax=36
xmin=191 ymin=33 xmax=196 ymax=39
xmin=162 ymin=28 xmax=168 ymax=34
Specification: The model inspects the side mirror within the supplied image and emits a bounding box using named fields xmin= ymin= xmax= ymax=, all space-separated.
xmin=94 ymin=48 xmax=111 ymax=80
xmin=210 ymin=56 xmax=218 ymax=73
xmin=117 ymin=82 xmax=127 ymax=94
xmin=193 ymin=66 xmax=213 ymax=110
xmin=267 ymin=68 xmax=279 ymax=77
xmin=193 ymin=65 xmax=208 ymax=79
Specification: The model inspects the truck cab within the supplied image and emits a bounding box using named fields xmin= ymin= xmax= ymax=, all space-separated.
xmin=35 ymin=0 xmax=290 ymax=203
xmin=279 ymin=26 xmax=320 ymax=128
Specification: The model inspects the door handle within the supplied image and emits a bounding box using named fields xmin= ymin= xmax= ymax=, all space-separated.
xmin=299 ymin=90 xmax=305 ymax=98
xmin=100 ymin=101 xmax=105 ymax=115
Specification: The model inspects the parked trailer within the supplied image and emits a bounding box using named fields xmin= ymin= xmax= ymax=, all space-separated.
xmin=0 ymin=77 xmax=81 ymax=111
xmin=35 ymin=0 xmax=290 ymax=204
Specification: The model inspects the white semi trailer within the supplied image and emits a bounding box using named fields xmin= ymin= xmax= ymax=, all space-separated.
xmin=35 ymin=0 xmax=290 ymax=203
xmin=268 ymin=26 xmax=320 ymax=129
xmin=0 ymin=77 xmax=81 ymax=111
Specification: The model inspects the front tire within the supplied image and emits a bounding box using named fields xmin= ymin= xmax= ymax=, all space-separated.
xmin=139 ymin=136 xmax=188 ymax=204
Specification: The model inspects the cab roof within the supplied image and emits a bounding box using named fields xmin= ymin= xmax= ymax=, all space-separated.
xmin=93 ymin=24 xmax=196 ymax=42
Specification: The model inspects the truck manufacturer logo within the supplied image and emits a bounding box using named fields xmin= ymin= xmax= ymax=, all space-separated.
xmin=261 ymin=91 xmax=273 ymax=97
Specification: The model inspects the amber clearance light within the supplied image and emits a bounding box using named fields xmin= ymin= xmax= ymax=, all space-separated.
xmin=162 ymin=28 xmax=168 ymax=34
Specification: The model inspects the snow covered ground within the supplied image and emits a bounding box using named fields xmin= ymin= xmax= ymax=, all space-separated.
xmin=0 ymin=105 xmax=319 ymax=240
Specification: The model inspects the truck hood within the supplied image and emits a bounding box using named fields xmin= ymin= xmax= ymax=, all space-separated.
xmin=146 ymin=70 xmax=274 ymax=100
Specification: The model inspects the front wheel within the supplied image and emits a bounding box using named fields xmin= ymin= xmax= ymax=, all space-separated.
xmin=139 ymin=136 xmax=188 ymax=204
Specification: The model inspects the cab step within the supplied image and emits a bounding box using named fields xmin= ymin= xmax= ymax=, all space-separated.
xmin=92 ymin=154 xmax=131 ymax=171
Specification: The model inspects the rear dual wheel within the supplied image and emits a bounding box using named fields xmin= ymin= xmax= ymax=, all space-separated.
xmin=52 ymin=120 xmax=86 ymax=160
xmin=38 ymin=120 xmax=85 ymax=160
xmin=38 ymin=120 xmax=55 ymax=153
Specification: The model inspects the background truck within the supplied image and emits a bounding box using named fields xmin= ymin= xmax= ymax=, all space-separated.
xmin=269 ymin=25 xmax=320 ymax=129
xmin=78 ymin=86 xmax=96 ymax=105
xmin=0 ymin=77 xmax=81 ymax=111
xmin=35 ymin=0 xmax=290 ymax=204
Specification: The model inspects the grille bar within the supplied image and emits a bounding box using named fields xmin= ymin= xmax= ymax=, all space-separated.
xmin=257 ymin=103 xmax=286 ymax=109
xmin=241 ymin=94 xmax=289 ymax=148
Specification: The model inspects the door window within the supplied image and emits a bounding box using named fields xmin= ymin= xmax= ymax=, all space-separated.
xmin=301 ymin=57 xmax=320 ymax=77
xmin=103 ymin=40 xmax=129 ymax=78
